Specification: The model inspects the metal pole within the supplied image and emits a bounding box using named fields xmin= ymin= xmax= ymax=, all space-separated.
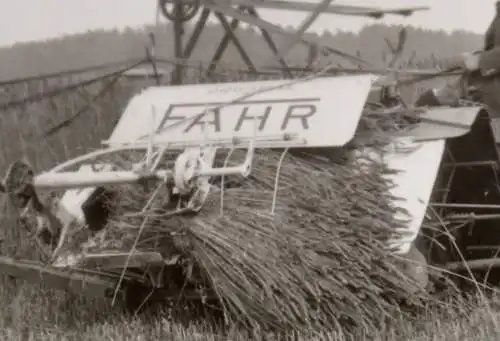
xmin=445 ymin=258 xmax=500 ymax=271
xmin=430 ymin=203 xmax=500 ymax=210
xmin=172 ymin=1 xmax=184 ymax=85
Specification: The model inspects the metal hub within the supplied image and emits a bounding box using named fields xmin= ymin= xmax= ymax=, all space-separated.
xmin=158 ymin=0 xmax=200 ymax=22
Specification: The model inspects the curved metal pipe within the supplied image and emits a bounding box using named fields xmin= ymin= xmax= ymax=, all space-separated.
xmin=47 ymin=146 xmax=151 ymax=173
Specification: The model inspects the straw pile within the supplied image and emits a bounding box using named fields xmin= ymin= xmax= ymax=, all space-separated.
xmin=62 ymin=106 xmax=429 ymax=332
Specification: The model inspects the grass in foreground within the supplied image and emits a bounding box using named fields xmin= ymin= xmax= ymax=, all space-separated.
xmin=0 ymin=278 xmax=497 ymax=341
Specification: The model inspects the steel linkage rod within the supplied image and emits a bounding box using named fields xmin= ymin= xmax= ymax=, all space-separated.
xmin=0 ymin=59 xmax=146 ymax=112
xmin=213 ymin=11 xmax=257 ymax=73
xmin=446 ymin=213 xmax=500 ymax=221
xmin=42 ymin=73 xmax=124 ymax=138
xmin=162 ymin=0 xmax=395 ymax=77
xmin=175 ymin=8 xmax=211 ymax=81
xmin=182 ymin=8 xmax=211 ymax=61
xmin=446 ymin=258 xmax=500 ymax=271
xmin=172 ymin=0 xmax=185 ymax=85
xmin=246 ymin=7 xmax=292 ymax=78
xmin=0 ymin=58 xmax=142 ymax=87
xmin=259 ymin=0 xmax=335 ymax=68
xmin=206 ymin=15 xmax=240 ymax=77
xmin=194 ymin=1 xmax=373 ymax=67
xmin=206 ymin=6 xmax=252 ymax=78
xmin=145 ymin=34 xmax=162 ymax=86
xmin=442 ymin=160 xmax=499 ymax=168
xmin=166 ymin=0 xmax=429 ymax=18
xmin=431 ymin=203 xmax=500 ymax=210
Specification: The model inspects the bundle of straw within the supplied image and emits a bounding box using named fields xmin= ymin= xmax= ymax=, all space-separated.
xmin=63 ymin=107 xmax=429 ymax=332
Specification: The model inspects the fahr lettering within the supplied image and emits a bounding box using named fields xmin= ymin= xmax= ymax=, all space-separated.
xmin=156 ymin=106 xmax=222 ymax=133
xmin=156 ymin=98 xmax=319 ymax=134
xmin=281 ymin=104 xmax=316 ymax=130
xmin=234 ymin=106 xmax=271 ymax=131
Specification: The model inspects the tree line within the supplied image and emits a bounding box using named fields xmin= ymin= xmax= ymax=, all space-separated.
xmin=0 ymin=21 xmax=483 ymax=82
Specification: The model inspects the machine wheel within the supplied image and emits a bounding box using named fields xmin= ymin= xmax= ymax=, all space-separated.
xmin=119 ymin=283 xmax=156 ymax=314
xmin=158 ymin=0 xmax=200 ymax=22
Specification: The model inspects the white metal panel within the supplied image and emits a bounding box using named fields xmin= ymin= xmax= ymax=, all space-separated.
xmin=491 ymin=117 xmax=500 ymax=143
xmin=397 ymin=106 xmax=482 ymax=142
xmin=58 ymin=164 xmax=112 ymax=224
xmin=106 ymin=75 xmax=379 ymax=149
xmin=356 ymin=138 xmax=445 ymax=255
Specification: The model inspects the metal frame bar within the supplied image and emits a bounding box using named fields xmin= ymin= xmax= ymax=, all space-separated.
xmin=246 ymin=6 xmax=292 ymax=78
xmin=439 ymin=147 xmax=456 ymax=209
xmin=170 ymin=5 xmax=213 ymax=84
xmin=163 ymin=0 xmax=429 ymax=18
xmin=168 ymin=4 xmax=294 ymax=84
xmin=172 ymin=2 xmax=185 ymax=85
xmin=430 ymin=203 xmax=500 ymax=210
xmin=428 ymin=137 xmax=500 ymax=272
xmin=446 ymin=213 xmax=500 ymax=221
xmin=211 ymin=9 xmax=257 ymax=76
xmin=446 ymin=258 xmax=500 ymax=272
xmin=205 ymin=13 xmax=240 ymax=77
xmin=442 ymin=160 xmax=499 ymax=168
xmin=181 ymin=8 xmax=212 ymax=66
xmin=258 ymin=0 xmax=334 ymax=73
xmin=0 ymin=256 xmax=118 ymax=298
xmin=423 ymin=145 xmax=458 ymax=262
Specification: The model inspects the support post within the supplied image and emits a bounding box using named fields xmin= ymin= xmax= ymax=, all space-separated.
xmin=176 ymin=8 xmax=211 ymax=82
xmin=171 ymin=1 xmax=184 ymax=85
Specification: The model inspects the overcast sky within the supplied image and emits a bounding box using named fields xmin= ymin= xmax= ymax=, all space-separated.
xmin=0 ymin=0 xmax=494 ymax=47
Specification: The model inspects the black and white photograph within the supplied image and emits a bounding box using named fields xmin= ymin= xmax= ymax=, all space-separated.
xmin=0 ymin=1 xmax=496 ymax=340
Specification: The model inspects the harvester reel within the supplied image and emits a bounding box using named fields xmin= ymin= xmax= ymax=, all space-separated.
xmin=158 ymin=0 xmax=200 ymax=22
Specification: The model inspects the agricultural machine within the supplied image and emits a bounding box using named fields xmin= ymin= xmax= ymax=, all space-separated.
xmin=0 ymin=0 xmax=499 ymax=308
